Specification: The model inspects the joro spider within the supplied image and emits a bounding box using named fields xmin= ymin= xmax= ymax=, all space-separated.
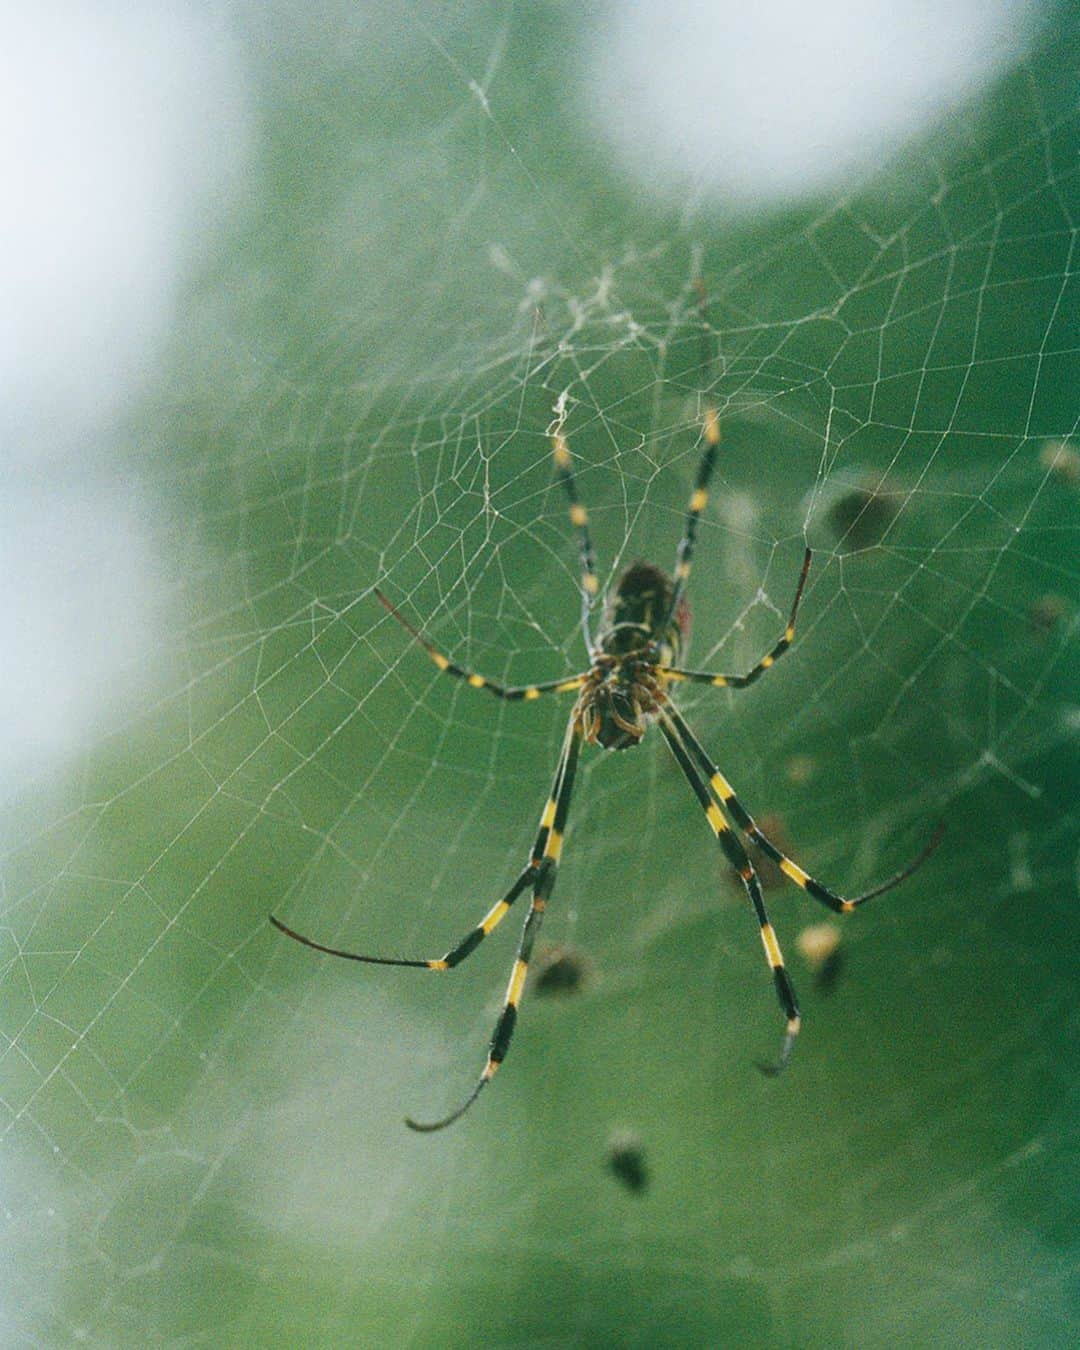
xmin=271 ymin=404 xmax=943 ymax=1132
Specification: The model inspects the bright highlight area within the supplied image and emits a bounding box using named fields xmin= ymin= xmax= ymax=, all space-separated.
xmin=1 ymin=3 xmax=250 ymax=456
xmin=0 ymin=3 xmax=250 ymax=787
xmin=586 ymin=0 xmax=1041 ymax=205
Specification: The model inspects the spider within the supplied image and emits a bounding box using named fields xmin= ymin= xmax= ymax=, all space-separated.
xmin=270 ymin=401 xmax=942 ymax=1131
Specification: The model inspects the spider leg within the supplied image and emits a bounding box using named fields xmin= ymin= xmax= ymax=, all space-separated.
xmin=660 ymin=279 xmax=725 ymax=630
xmin=375 ymin=588 xmax=588 ymax=701
xmin=406 ymin=718 xmax=584 ymax=1131
xmin=658 ymin=706 xmax=800 ymax=1075
xmin=663 ymin=702 xmax=945 ymax=912
xmin=665 ymin=406 xmax=721 ymax=622
xmin=550 ymin=422 xmax=601 ymax=647
xmin=270 ymin=719 xmax=580 ymax=973
xmin=659 ymin=548 xmax=813 ymax=690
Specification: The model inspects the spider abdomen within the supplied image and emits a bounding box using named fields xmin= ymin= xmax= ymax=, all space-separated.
xmin=598 ymin=560 xmax=689 ymax=662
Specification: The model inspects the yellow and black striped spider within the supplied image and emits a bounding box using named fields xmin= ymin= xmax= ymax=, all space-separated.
xmin=271 ymin=397 xmax=942 ymax=1132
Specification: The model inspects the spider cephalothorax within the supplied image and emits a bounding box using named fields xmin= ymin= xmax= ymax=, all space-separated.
xmin=576 ymin=654 xmax=663 ymax=749
xmin=270 ymin=310 xmax=942 ymax=1134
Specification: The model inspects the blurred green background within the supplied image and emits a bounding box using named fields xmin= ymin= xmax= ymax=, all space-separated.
xmin=3 ymin=3 xmax=1078 ymax=1346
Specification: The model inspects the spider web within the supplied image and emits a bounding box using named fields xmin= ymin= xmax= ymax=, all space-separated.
xmin=3 ymin=5 xmax=1078 ymax=1345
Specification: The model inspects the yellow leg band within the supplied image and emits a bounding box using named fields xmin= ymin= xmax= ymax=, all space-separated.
xmin=705 ymin=803 xmax=727 ymax=835
xmin=481 ymin=900 xmax=510 ymax=934
xmin=507 ymin=958 xmax=528 ymax=1007
xmin=704 ymin=407 xmax=720 ymax=445
xmin=709 ymin=771 xmax=734 ymax=800
xmin=761 ymin=923 xmax=783 ymax=968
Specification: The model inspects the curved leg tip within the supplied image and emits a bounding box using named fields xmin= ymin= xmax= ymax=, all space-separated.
xmin=405 ymin=1114 xmax=446 ymax=1134
xmin=756 ymin=1020 xmax=799 ymax=1078
xmin=404 ymin=1075 xmax=489 ymax=1133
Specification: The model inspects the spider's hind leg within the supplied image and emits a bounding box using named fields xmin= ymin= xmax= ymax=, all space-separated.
xmin=664 ymin=702 xmax=944 ymax=913
xmin=658 ymin=706 xmax=801 ymax=1075
xmin=406 ymin=719 xmax=584 ymax=1131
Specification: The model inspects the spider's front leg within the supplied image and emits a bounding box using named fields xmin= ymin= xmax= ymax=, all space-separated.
xmin=659 ymin=547 xmax=813 ymax=691
xmin=375 ymin=588 xmax=588 ymax=702
xmin=660 ymin=275 xmax=724 ymax=632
